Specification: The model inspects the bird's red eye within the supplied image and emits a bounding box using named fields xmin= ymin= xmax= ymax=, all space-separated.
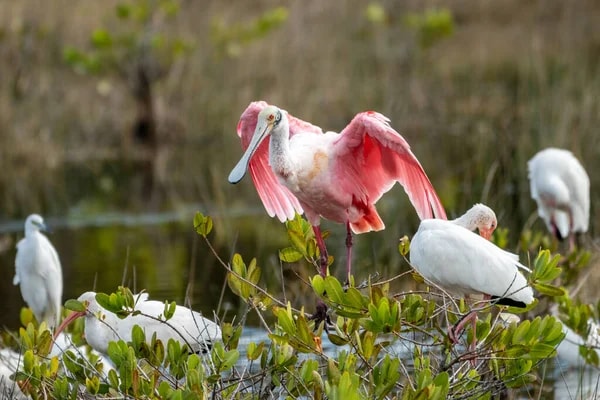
xmin=268 ymin=114 xmax=274 ymax=121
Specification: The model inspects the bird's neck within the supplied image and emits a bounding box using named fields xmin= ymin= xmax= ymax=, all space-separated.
xmin=269 ymin=120 xmax=294 ymax=178
xmin=452 ymin=212 xmax=477 ymax=231
xmin=25 ymin=228 xmax=40 ymax=238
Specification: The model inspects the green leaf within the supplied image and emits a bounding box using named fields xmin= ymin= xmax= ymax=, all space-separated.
xmin=23 ymin=350 xmax=34 ymax=373
xmin=193 ymin=212 xmax=213 ymax=237
xmin=131 ymin=324 xmax=146 ymax=350
xmin=527 ymin=343 xmax=557 ymax=359
xmin=287 ymin=228 xmax=307 ymax=254
xmin=324 ymin=276 xmax=345 ymax=304
xmin=532 ymin=282 xmax=566 ymax=297
xmin=312 ymin=275 xmax=326 ymax=296
xmin=279 ymin=247 xmax=304 ymax=263
xmin=246 ymin=341 xmax=265 ymax=361
xmin=328 ymin=333 xmax=349 ymax=346
xmin=91 ymin=29 xmax=113 ymax=49
xmin=398 ymin=235 xmax=410 ymax=256
xmin=274 ymin=304 xmax=296 ymax=335
xmin=365 ymin=3 xmax=386 ymax=25
xmin=346 ymin=287 xmax=368 ymax=309
xmin=512 ymin=320 xmax=530 ymax=345
xmin=115 ymin=3 xmax=131 ymax=19
xmin=222 ymin=350 xmax=240 ymax=370
xmin=64 ymin=299 xmax=87 ymax=312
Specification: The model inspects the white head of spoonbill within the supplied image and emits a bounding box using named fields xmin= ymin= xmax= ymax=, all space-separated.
xmin=228 ymin=105 xmax=284 ymax=184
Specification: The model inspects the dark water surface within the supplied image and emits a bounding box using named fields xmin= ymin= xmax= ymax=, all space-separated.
xmin=0 ymin=208 xmax=236 ymax=331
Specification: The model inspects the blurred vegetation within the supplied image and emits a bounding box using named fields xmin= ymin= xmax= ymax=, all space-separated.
xmin=0 ymin=0 xmax=598 ymax=259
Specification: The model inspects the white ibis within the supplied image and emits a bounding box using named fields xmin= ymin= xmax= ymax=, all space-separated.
xmin=410 ymin=204 xmax=534 ymax=349
xmin=528 ymin=148 xmax=590 ymax=249
xmin=13 ymin=214 xmax=63 ymax=330
xmin=56 ymin=291 xmax=222 ymax=355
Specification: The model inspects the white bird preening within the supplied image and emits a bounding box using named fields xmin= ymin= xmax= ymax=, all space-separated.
xmin=55 ymin=292 xmax=222 ymax=355
xmin=528 ymin=148 xmax=590 ymax=250
xmin=13 ymin=214 xmax=63 ymax=330
xmin=229 ymin=101 xmax=446 ymax=281
xmin=451 ymin=203 xmax=497 ymax=240
xmin=409 ymin=204 xmax=534 ymax=350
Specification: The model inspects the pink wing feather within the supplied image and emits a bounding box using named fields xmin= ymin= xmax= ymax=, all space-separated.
xmin=332 ymin=111 xmax=447 ymax=222
xmin=236 ymin=101 xmax=323 ymax=222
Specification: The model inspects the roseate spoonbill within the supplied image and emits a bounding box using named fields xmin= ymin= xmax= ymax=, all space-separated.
xmin=409 ymin=204 xmax=534 ymax=350
xmin=229 ymin=101 xmax=446 ymax=281
xmin=56 ymin=292 xmax=222 ymax=355
xmin=528 ymin=148 xmax=590 ymax=250
xmin=13 ymin=214 xmax=63 ymax=330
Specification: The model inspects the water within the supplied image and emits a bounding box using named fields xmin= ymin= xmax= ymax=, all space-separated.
xmin=552 ymin=366 xmax=600 ymax=399
xmin=0 ymin=209 xmax=236 ymax=331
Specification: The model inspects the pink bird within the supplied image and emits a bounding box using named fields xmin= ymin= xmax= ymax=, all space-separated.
xmin=229 ymin=101 xmax=446 ymax=281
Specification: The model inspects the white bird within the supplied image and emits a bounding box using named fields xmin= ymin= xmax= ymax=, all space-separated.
xmin=13 ymin=214 xmax=63 ymax=330
xmin=409 ymin=204 xmax=534 ymax=349
xmin=50 ymin=331 xmax=116 ymax=378
xmin=556 ymin=322 xmax=600 ymax=368
xmin=56 ymin=292 xmax=222 ymax=355
xmin=528 ymin=148 xmax=590 ymax=249
xmin=451 ymin=203 xmax=497 ymax=240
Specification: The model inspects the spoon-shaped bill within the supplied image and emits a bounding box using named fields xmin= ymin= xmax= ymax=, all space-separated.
xmin=228 ymin=120 xmax=273 ymax=184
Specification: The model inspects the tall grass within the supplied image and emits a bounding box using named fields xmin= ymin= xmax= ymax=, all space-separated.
xmin=0 ymin=0 xmax=598 ymax=279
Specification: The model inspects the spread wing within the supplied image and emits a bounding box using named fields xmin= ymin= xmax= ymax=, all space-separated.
xmin=331 ymin=111 xmax=447 ymax=221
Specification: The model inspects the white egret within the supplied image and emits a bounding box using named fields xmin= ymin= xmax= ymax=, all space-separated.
xmin=13 ymin=214 xmax=63 ymax=330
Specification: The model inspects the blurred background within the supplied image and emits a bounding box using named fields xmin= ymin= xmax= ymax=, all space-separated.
xmin=0 ymin=0 xmax=598 ymax=330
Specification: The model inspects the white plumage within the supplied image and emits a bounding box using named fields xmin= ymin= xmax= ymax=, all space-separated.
xmin=556 ymin=320 xmax=600 ymax=368
xmin=62 ymin=291 xmax=222 ymax=355
xmin=528 ymin=148 xmax=590 ymax=241
xmin=13 ymin=214 xmax=63 ymax=329
xmin=410 ymin=205 xmax=533 ymax=307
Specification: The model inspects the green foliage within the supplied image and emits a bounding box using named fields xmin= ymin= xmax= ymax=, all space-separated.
xmin=271 ymin=302 xmax=322 ymax=354
xmin=62 ymin=0 xmax=192 ymax=76
xmin=210 ymin=6 xmax=289 ymax=58
xmin=194 ymin=211 xmax=213 ymax=238
xmin=557 ymin=294 xmax=600 ymax=367
xmin=404 ymin=8 xmax=455 ymax=49
xmin=280 ymin=213 xmax=333 ymax=269
xmin=228 ymin=253 xmax=260 ymax=299
xmin=528 ymin=249 xmax=565 ymax=296
xmin=365 ymin=3 xmax=387 ymax=26
xmin=95 ymin=286 xmax=140 ymax=318
xmin=398 ymin=235 xmax=410 ymax=257
xmin=402 ymin=369 xmax=449 ymax=400
xmin=8 ymin=214 xmax=598 ymax=398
